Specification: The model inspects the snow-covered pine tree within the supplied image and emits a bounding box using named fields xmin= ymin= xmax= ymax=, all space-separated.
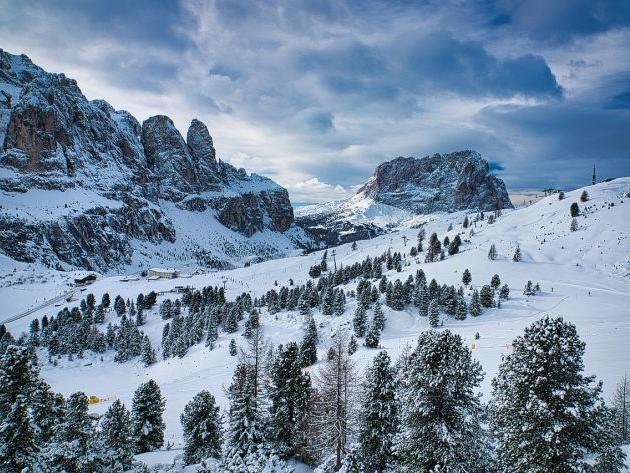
xmin=99 ymin=399 xmax=134 ymax=471
xmin=499 ymin=284 xmax=510 ymax=300
xmin=462 ymin=268 xmax=472 ymax=286
xmin=513 ymin=244 xmax=522 ymax=262
xmin=322 ymin=287 xmax=335 ymax=316
xmin=300 ymin=316 xmax=318 ymax=367
xmin=348 ymin=335 xmax=357 ymax=355
xmin=48 ymin=391 xmax=94 ymax=472
xmin=333 ymin=290 xmax=346 ymax=316
xmin=571 ymin=217 xmax=579 ymax=231
xmin=491 ymin=316 xmax=626 ymax=472
xmin=395 ymin=330 xmax=492 ymax=472
xmin=0 ymin=345 xmax=39 ymax=414
xmin=428 ymin=299 xmax=440 ymax=327
xmin=310 ymin=330 xmax=359 ymax=470
xmin=131 ymin=379 xmax=165 ymax=453
xmin=490 ymin=274 xmax=501 ymax=291
xmin=0 ymin=396 xmax=40 ymax=472
xmin=469 ymin=289 xmax=482 ymax=317
xmin=364 ymin=323 xmax=380 ymax=348
xmin=229 ymin=339 xmax=238 ymax=356
xmin=488 ymin=243 xmax=498 ymax=260
xmin=357 ymin=351 xmax=398 ymax=472
xmin=479 ymin=285 xmax=495 ymax=308
xmin=352 ymin=304 xmax=367 ymax=338
xmin=455 ymin=293 xmax=468 ymax=320
xmin=140 ymin=335 xmax=157 ymax=366
xmin=612 ymin=373 xmax=630 ymax=442
xmin=372 ymin=301 xmax=385 ymax=332
xmin=268 ymin=341 xmax=312 ymax=459
xmin=181 ymin=390 xmax=222 ymax=464
xmin=571 ymin=202 xmax=580 ymax=217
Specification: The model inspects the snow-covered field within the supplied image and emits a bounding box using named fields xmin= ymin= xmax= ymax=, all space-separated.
xmin=2 ymin=178 xmax=630 ymax=469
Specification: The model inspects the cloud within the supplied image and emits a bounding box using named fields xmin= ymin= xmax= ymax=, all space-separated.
xmin=286 ymin=177 xmax=351 ymax=204
xmin=0 ymin=0 xmax=628 ymax=201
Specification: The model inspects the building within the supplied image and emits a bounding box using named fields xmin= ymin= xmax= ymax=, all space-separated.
xmin=147 ymin=268 xmax=180 ymax=279
xmin=74 ymin=274 xmax=97 ymax=285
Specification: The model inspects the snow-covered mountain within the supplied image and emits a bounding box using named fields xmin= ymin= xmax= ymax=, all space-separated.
xmin=2 ymin=177 xmax=629 ymax=470
xmin=297 ymin=150 xmax=513 ymax=246
xmin=0 ymin=49 xmax=306 ymax=273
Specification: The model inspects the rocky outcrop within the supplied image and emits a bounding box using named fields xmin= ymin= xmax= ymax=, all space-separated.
xmin=357 ymin=151 xmax=513 ymax=213
xmin=297 ymin=150 xmax=513 ymax=247
xmin=0 ymin=49 xmax=300 ymax=272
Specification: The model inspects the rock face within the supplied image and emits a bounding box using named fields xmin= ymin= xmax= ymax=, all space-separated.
xmin=297 ymin=151 xmax=513 ymax=247
xmin=0 ymin=49 xmax=300 ymax=272
xmin=357 ymin=151 xmax=513 ymax=213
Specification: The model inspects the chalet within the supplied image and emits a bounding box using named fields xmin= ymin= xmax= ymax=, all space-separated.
xmin=74 ymin=274 xmax=97 ymax=285
xmin=147 ymin=268 xmax=180 ymax=279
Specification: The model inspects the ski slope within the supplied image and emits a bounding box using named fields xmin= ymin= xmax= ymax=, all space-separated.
xmin=1 ymin=177 xmax=629 ymax=469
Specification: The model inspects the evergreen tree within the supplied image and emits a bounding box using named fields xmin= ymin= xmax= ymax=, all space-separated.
xmin=462 ymin=268 xmax=472 ymax=286
xmin=49 ymin=392 xmax=94 ymax=473
xmin=100 ymin=399 xmax=134 ymax=471
xmin=229 ymin=339 xmax=238 ymax=356
xmin=181 ymin=390 xmax=222 ymax=464
xmin=358 ymin=351 xmax=398 ymax=472
xmin=365 ymin=324 xmax=380 ymax=348
xmin=571 ymin=217 xmax=579 ymax=231
xmin=488 ymin=243 xmax=498 ymax=260
xmin=491 ymin=316 xmax=626 ymax=472
xmin=469 ymin=290 xmax=482 ymax=317
xmin=114 ymin=295 xmax=126 ymax=317
xmin=416 ymin=283 xmax=429 ymax=317
xmin=395 ymin=330 xmax=492 ymax=472
xmin=348 ymin=335 xmax=358 ymax=355
xmin=570 ymin=202 xmax=580 ymax=217
xmin=455 ymin=293 xmax=468 ymax=320
xmin=299 ymin=316 xmax=318 ymax=367
xmin=101 ymin=292 xmax=111 ymax=309
xmin=480 ymin=285 xmax=495 ymax=308
xmin=131 ymin=379 xmax=165 ymax=453
xmin=513 ymin=244 xmax=522 ymax=262
xmin=499 ymin=284 xmax=510 ymax=300
xmin=0 ymin=396 xmax=40 ymax=472
xmin=322 ymin=287 xmax=335 ymax=315
xmin=428 ymin=299 xmax=440 ymax=327
xmin=268 ymin=342 xmax=312 ymax=459
xmin=491 ymin=274 xmax=501 ymax=291
xmin=0 ymin=345 xmax=39 ymax=414
xmin=352 ymin=304 xmax=367 ymax=338
xmin=333 ymin=289 xmax=346 ymax=316
xmin=581 ymin=190 xmax=589 ymax=202
xmin=140 ymin=336 xmax=157 ymax=366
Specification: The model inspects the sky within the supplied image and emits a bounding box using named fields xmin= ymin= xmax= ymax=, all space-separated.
xmin=1 ymin=0 xmax=629 ymax=204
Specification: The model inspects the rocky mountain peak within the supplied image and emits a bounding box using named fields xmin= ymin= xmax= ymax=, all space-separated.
xmin=187 ymin=118 xmax=216 ymax=165
xmin=357 ymin=150 xmax=513 ymax=213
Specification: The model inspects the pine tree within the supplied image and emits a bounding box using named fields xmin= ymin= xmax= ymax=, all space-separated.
xmin=395 ymin=330 xmax=492 ymax=472
xmin=499 ymin=284 xmax=510 ymax=300
xmin=348 ymin=335 xmax=358 ymax=355
xmin=333 ymin=289 xmax=346 ymax=316
xmin=358 ymin=351 xmax=398 ymax=472
xmin=455 ymin=293 xmax=468 ymax=320
xmin=570 ymin=202 xmax=580 ymax=217
xmin=49 ymin=391 xmax=94 ymax=472
xmin=488 ymin=243 xmax=498 ymax=260
xmin=416 ymin=283 xmax=429 ymax=317
xmin=581 ymin=190 xmax=589 ymax=202
xmin=0 ymin=345 xmax=39 ymax=414
xmin=300 ymin=316 xmax=318 ymax=367
xmin=352 ymin=304 xmax=367 ymax=338
xmin=462 ymin=268 xmax=472 ymax=286
xmin=0 ymin=396 xmax=40 ymax=472
xmin=268 ymin=342 xmax=312 ymax=459
xmin=571 ymin=217 xmax=578 ymax=231
xmin=229 ymin=339 xmax=238 ymax=356
xmin=224 ymin=363 xmax=266 ymax=464
xmin=140 ymin=336 xmax=157 ymax=366
xmin=365 ymin=323 xmax=380 ymax=348
xmin=513 ymin=244 xmax=522 ymax=262
xmin=480 ymin=285 xmax=495 ymax=308
xmin=100 ymin=399 xmax=134 ymax=471
xmin=131 ymin=379 xmax=165 ymax=453
xmin=428 ymin=299 xmax=440 ymax=327
xmin=114 ymin=295 xmax=126 ymax=317
xmin=469 ymin=289 xmax=482 ymax=317
xmin=491 ymin=274 xmax=501 ymax=291
xmin=612 ymin=373 xmax=630 ymax=442
xmin=181 ymin=390 xmax=222 ymax=464
xmin=491 ymin=316 xmax=625 ymax=472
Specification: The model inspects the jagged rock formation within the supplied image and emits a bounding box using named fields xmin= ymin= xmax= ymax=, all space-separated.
xmin=0 ymin=49 xmax=302 ymax=272
xmin=297 ymin=151 xmax=513 ymax=247
xmin=357 ymin=151 xmax=513 ymax=213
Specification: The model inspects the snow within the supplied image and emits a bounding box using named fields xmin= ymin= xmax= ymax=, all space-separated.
xmin=1 ymin=177 xmax=630 ymax=470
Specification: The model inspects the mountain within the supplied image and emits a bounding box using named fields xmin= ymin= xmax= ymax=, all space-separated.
xmin=297 ymin=150 xmax=513 ymax=246
xmin=0 ymin=49 xmax=306 ymax=273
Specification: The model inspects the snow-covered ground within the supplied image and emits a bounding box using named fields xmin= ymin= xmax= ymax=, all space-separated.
xmin=2 ymin=177 xmax=630 ymax=470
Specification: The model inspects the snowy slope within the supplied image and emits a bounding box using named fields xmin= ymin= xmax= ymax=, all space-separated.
xmin=1 ymin=178 xmax=629 ymax=469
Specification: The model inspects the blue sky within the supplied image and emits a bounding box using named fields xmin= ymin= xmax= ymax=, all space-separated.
xmin=1 ymin=0 xmax=629 ymax=203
